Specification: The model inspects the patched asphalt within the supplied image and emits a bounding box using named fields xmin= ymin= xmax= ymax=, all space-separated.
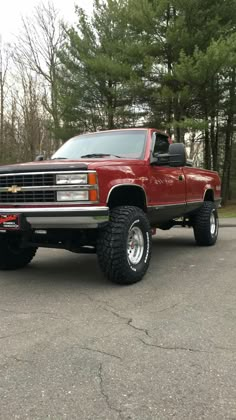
xmin=0 ymin=224 xmax=236 ymax=419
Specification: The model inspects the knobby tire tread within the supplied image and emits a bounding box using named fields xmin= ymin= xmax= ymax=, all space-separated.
xmin=193 ymin=201 xmax=218 ymax=246
xmin=0 ymin=241 xmax=37 ymax=270
xmin=97 ymin=206 xmax=152 ymax=285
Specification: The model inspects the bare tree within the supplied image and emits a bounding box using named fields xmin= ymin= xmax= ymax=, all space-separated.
xmin=0 ymin=36 xmax=11 ymax=158
xmin=0 ymin=35 xmax=3 ymax=152
xmin=14 ymin=1 xmax=65 ymax=138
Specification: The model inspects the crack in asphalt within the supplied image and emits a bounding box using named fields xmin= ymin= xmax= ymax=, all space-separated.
xmin=157 ymin=302 xmax=181 ymax=313
xmin=4 ymin=354 xmax=33 ymax=364
xmin=0 ymin=328 xmax=43 ymax=341
xmin=213 ymin=345 xmax=236 ymax=353
xmin=127 ymin=319 xmax=150 ymax=337
xmin=103 ymin=306 xmax=151 ymax=338
xmin=102 ymin=306 xmax=131 ymax=322
xmin=139 ymin=339 xmax=236 ymax=354
xmin=102 ymin=302 xmax=182 ymax=339
xmin=75 ymin=292 xmax=112 ymax=308
xmin=0 ymin=308 xmax=71 ymax=322
xmin=98 ymin=363 xmax=123 ymax=419
xmin=78 ymin=346 xmax=122 ymax=360
xmin=139 ymin=338 xmax=210 ymax=353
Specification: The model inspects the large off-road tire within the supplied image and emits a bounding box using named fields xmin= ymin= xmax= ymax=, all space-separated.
xmin=193 ymin=201 xmax=219 ymax=246
xmin=97 ymin=206 xmax=152 ymax=285
xmin=0 ymin=235 xmax=37 ymax=270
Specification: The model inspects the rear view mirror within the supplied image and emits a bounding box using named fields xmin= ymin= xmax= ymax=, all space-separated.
xmin=169 ymin=143 xmax=186 ymax=167
xmin=152 ymin=143 xmax=187 ymax=167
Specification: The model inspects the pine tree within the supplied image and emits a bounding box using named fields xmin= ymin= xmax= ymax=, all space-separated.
xmin=58 ymin=0 xmax=151 ymax=137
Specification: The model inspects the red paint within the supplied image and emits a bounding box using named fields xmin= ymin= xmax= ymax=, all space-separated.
xmin=0 ymin=214 xmax=17 ymax=224
xmin=0 ymin=128 xmax=221 ymax=209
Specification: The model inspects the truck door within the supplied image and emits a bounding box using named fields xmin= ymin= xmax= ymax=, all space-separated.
xmin=147 ymin=132 xmax=186 ymax=222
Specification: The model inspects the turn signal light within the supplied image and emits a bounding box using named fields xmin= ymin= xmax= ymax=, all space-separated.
xmin=89 ymin=189 xmax=98 ymax=202
xmin=88 ymin=173 xmax=97 ymax=185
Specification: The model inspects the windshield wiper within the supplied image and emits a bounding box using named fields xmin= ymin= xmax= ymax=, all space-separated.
xmin=80 ymin=153 xmax=121 ymax=158
xmin=51 ymin=157 xmax=67 ymax=160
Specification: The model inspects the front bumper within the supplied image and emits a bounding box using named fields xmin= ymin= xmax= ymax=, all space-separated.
xmin=0 ymin=206 xmax=109 ymax=229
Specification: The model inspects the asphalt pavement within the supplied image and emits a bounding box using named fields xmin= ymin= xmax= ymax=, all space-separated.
xmin=0 ymin=222 xmax=236 ymax=420
xmin=219 ymin=217 xmax=236 ymax=227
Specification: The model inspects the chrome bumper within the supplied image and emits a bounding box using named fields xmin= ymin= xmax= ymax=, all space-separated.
xmin=0 ymin=206 xmax=109 ymax=229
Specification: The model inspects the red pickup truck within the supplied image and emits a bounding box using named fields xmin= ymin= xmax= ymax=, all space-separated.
xmin=0 ymin=128 xmax=221 ymax=284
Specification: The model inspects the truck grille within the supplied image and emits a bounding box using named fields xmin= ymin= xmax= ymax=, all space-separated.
xmin=0 ymin=173 xmax=54 ymax=188
xmin=0 ymin=170 xmax=93 ymax=205
xmin=0 ymin=191 xmax=56 ymax=203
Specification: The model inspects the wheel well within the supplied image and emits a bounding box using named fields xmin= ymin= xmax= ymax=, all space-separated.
xmin=107 ymin=186 xmax=147 ymax=211
xmin=204 ymin=189 xmax=214 ymax=202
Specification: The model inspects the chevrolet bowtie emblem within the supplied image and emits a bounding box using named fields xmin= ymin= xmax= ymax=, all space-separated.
xmin=7 ymin=185 xmax=22 ymax=193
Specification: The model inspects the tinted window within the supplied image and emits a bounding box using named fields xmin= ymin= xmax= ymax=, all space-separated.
xmin=52 ymin=130 xmax=147 ymax=160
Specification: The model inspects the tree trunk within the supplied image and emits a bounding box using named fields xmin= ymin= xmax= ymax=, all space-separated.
xmin=210 ymin=76 xmax=220 ymax=172
xmin=0 ymin=62 xmax=3 ymax=157
xmin=210 ymin=115 xmax=219 ymax=172
xmin=166 ymin=3 xmax=172 ymax=136
xmin=107 ymin=79 xmax=114 ymax=129
xmin=203 ymin=95 xmax=211 ymax=169
xmin=204 ymin=127 xmax=211 ymax=169
xmin=0 ymin=81 xmax=3 ymax=153
xmin=174 ymin=96 xmax=181 ymax=143
xmin=222 ymin=69 xmax=235 ymax=204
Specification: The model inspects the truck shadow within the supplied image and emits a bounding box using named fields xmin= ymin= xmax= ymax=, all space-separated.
xmin=152 ymin=234 xmax=197 ymax=251
xmin=6 ymin=234 xmax=199 ymax=290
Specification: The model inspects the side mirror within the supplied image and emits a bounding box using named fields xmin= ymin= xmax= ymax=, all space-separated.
xmin=35 ymin=154 xmax=44 ymax=161
xmin=169 ymin=143 xmax=186 ymax=167
xmin=151 ymin=143 xmax=187 ymax=167
xmin=151 ymin=152 xmax=169 ymax=166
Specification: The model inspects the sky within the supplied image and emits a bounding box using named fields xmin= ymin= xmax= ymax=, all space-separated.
xmin=0 ymin=0 xmax=93 ymax=44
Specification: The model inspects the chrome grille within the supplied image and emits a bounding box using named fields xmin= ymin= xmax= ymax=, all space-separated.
xmin=0 ymin=191 xmax=56 ymax=203
xmin=0 ymin=173 xmax=54 ymax=187
xmin=0 ymin=170 xmax=94 ymax=205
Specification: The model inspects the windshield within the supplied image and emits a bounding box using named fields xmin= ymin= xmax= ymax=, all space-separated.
xmin=51 ymin=130 xmax=147 ymax=160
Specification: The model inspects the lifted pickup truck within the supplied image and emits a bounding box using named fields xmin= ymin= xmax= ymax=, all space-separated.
xmin=0 ymin=128 xmax=221 ymax=284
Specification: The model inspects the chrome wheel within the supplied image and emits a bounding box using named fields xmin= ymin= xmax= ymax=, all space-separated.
xmin=210 ymin=211 xmax=218 ymax=236
xmin=127 ymin=226 xmax=144 ymax=265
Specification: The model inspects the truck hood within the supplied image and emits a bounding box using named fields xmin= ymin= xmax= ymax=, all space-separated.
xmin=0 ymin=158 xmax=144 ymax=173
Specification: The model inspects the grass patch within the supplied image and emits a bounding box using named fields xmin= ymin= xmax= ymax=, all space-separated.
xmin=218 ymin=202 xmax=236 ymax=218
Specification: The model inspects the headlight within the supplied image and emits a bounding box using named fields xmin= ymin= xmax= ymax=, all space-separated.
xmin=57 ymin=191 xmax=89 ymax=201
xmin=56 ymin=174 xmax=88 ymax=185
